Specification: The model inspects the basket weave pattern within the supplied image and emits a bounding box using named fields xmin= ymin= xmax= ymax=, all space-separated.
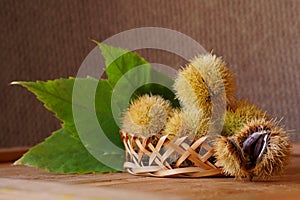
xmin=121 ymin=131 xmax=222 ymax=177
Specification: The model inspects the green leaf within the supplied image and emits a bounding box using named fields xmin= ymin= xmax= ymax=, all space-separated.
xmin=95 ymin=42 xmax=147 ymax=86
xmin=14 ymin=77 xmax=125 ymax=172
xmin=14 ymin=43 xmax=179 ymax=174
xmin=13 ymin=78 xmax=75 ymax=127
xmin=98 ymin=43 xmax=179 ymax=117
xmin=15 ymin=128 xmax=117 ymax=173
xmin=72 ymin=78 xmax=125 ymax=171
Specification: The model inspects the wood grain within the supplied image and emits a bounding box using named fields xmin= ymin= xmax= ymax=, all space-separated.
xmin=0 ymin=178 xmax=178 ymax=200
xmin=0 ymin=147 xmax=29 ymax=163
xmin=0 ymin=143 xmax=300 ymax=200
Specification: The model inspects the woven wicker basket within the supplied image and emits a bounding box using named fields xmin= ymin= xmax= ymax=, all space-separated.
xmin=121 ymin=131 xmax=223 ymax=177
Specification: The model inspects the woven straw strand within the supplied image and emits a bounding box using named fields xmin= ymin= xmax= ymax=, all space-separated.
xmin=121 ymin=131 xmax=223 ymax=177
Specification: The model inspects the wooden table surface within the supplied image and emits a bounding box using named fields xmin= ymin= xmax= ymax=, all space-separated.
xmin=1 ymin=143 xmax=300 ymax=200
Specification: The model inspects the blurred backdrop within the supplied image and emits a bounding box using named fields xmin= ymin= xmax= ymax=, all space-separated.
xmin=1 ymin=0 xmax=299 ymax=147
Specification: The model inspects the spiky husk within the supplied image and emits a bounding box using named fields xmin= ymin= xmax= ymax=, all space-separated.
xmin=121 ymin=94 xmax=173 ymax=137
xmin=215 ymin=118 xmax=291 ymax=180
xmin=222 ymin=100 xmax=267 ymax=136
xmin=174 ymin=64 xmax=211 ymax=113
xmin=173 ymin=54 xmax=235 ymax=118
xmin=163 ymin=108 xmax=210 ymax=139
xmin=190 ymin=54 xmax=235 ymax=104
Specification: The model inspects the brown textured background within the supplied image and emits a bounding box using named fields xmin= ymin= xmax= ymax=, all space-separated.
xmin=1 ymin=0 xmax=299 ymax=147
